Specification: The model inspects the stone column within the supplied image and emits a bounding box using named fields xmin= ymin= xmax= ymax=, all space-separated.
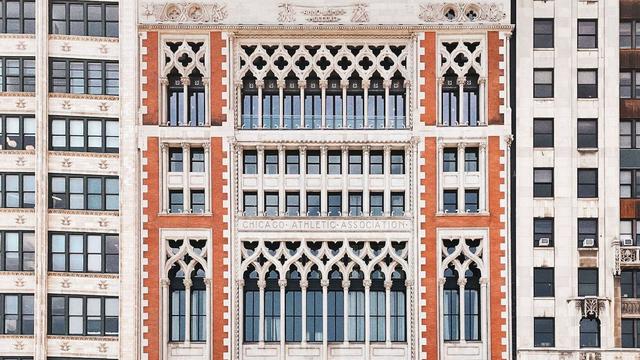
xmin=256 ymin=80 xmax=264 ymax=129
xmin=437 ymin=77 xmax=444 ymax=125
xmin=181 ymin=76 xmax=190 ymax=126
xmin=300 ymin=279 xmax=308 ymax=344
xmin=279 ymin=278 xmax=287 ymax=360
xmin=258 ymin=279 xmax=266 ymax=344
xmin=458 ymin=278 xmax=467 ymax=343
xmin=299 ymin=80 xmax=306 ymax=129
xmin=161 ymin=278 xmax=170 ymax=360
xmin=278 ymin=145 xmax=285 ymax=216
xmin=320 ymin=146 xmax=328 ymax=216
xmin=457 ymin=77 xmax=466 ymax=126
xmin=362 ymin=80 xmax=370 ymax=129
xmin=321 ymin=278 xmax=329 ymax=360
xmin=478 ymin=77 xmax=486 ymax=125
xmin=342 ymin=279 xmax=350 ymax=345
xmin=341 ymin=80 xmax=349 ymax=129
xmin=364 ymin=278 xmax=372 ymax=360
xmin=278 ymin=79 xmax=285 ymax=129
xmin=320 ymin=80 xmax=327 ymax=129
xmin=383 ymin=79 xmax=391 ymax=129
xmin=161 ymin=143 xmax=169 ymax=213
xmin=385 ymin=279 xmax=392 ymax=345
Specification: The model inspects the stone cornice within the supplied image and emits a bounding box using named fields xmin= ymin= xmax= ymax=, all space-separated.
xmin=0 ymin=34 xmax=35 ymax=40
xmin=138 ymin=23 xmax=514 ymax=33
xmin=47 ymin=335 xmax=119 ymax=342
xmin=48 ymin=272 xmax=119 ymax=280
xmin=49 ymin=34 xmax=119 ymax=43
xmin=48 ymin=93 xmax=120 ymax=101
xmin=0 ymin=92 xmax=36 ymax=97
xmin=49 ymin=151 xmax=120 ymax=159
xmin=47 ymin=209 xmax=120 ymax=217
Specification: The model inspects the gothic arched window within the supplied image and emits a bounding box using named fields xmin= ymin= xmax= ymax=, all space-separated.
xmin=306 ymin=268 xmax=323 ymax=342
xmin=285 ymin=268 xmax=302 ymax=342
xmin=370 ymin=269 xmax=386 ymax=342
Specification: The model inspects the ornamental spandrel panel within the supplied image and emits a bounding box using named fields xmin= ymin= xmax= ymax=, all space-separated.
xmin=48 ymin=273 xmax=119 ymax=297
xmin=49 ymin=153 xmax=119 ymax=177
xmin=49 ymin=95 xmax=120 ymax=119
xmin=0 ymin=272 xmax=35 ymax=293
xmin=47 ymin=210 xmax=119 ymax=234
xmin=47 ymin=336 xmax=118 ymax=359
xmin=0 ymin=152 xmax=35 ymax=172
xmin=622 ymin=299 xmax=640 ymax=317
xmin=48 ymin=36 xmax=119 ymax=61
xmin=0 ymin=93 xmax=36 ymax=114
xmin=0 ymin=34 xmax=35 ymax=57
xmin=0 ymin=336 xmax=34 ymax=356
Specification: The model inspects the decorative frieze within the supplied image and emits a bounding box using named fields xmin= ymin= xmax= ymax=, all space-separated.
xmin=622 ymin=299 xmax=640 ymax=316
xmin=419 ymin=2 xmax=506 ymax=23
xmin=278 ymin=2 xmax=369 ymax=23
xmin=142 ymin=2 xmax=228 ymax=23
xmin=237 ymin=218 xmax=412 ymax=233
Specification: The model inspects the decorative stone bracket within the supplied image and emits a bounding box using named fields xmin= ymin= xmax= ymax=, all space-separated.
xmin=571 ymin=297 xmax=610 ymax=319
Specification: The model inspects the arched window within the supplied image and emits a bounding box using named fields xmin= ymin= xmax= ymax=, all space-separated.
xmin=306 ymin=269 xmax=323 ymax=342
xmin=348 ymin=269 xmax=365 ymax=342
xmin=262 ymin=75 xmax=279 ymax=129
xmin=167 ymin=69 xmax=184 ymax=127
xmin=464 ymin=264 xmax=481 ymax=341
xmin=346 ymin=76 xmax=364 ymax=129
xmin=169 ymin=265 xmax=185 ymax=342
xmin=325 ymin=74 xmax=343 ymax=129
xmin=285 ymin=268 xmax=302 ymax=342
xmin=368 ymin=75 xmax=385 ymax=129
xmin=443 ymin=263 xmax=460 ymax=341
xmin=389 ymin=76 xmax=406 ymax=129
xmin=283 ymin=76 xmax=301 ymax=129
xmin=327 ymin=268 xmax=344 ymax=342
xmin=241 ymin=76 xmax=258 ymax=129
xmin=370 ymin=269 xmax=386 ymax=342
xmin=463 ymin=71 xmax=479 ymax=127
xmin=442 ymin=71 xmax=458 ymax=127
xmin=188 ymin=69 xmax=206 ymax=127
xmin=580 ymin=318 xmax=600 ymax=348
xmin=304 ymin=75 xmax=322 ymax=129
xmin=190 ymin=264 xmax=206 ymax=342
xmin=243 ymin=267 xmax=259 ymax=342
xmin=264 ymin=268 xmax=280 ymax=342
xmin=390 ymin=269 xmax=406 ymax=342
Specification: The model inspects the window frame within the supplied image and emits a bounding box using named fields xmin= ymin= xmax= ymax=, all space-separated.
xmin=579 ymin=318 xmax=600 ymax=348
xmin=577 ymin=268 xmax=599 ymax=297
xmin=533 ymin=267 xmax=554 ymax=298
xmin=0 ymin=293 xmax=33 ymax=335
xmin=49 ymin=1 xmax=119 ymax=37
xmin=243 ymin=150 xmax=257 ymax=174
xmin=577 ymin=168 xmax=598 ymax=198
xmin=577 ymin=69 xmax=598 ymax=99
xmin=577 ymin=118 xmax=598 ymax=149
xmin=533 ymin=218 xmax=554 ymax=247
xmin=534 ymin=317 xmax=555 ymax=347
xmin=49 ymin=116 xmax=118 ymax=153
xmin=577 ymin=19 xmax=598 ymax=49
xmin=578 ymin=218 xmax=598 ymax=248
xmin=533 ymin=118 xmax=554 ymax=148
xmin=49 ymin=232 xmax=118 ymax=274
xmin=0 ymin=57 xmax=35 ymax=92
xmin=48 ymin=295 xmax=118 ymax=336
xmin=49 ymin=58 xmax=119 ymax=96
xmin=533 ymin=18 xmax=554 ymax=49
xmin=622 ymin=318 xmax=640 ymax=348
xmin=0 ymin=230 xmax=34 ymax=271
xmin=0 ymin=0 xmax=36 ymax=34
xmin=620 ymin=119 xmax=640 ymax=148
xmin=0 ymin=172 xmax=35 ymax=208
xmin=48 ymin=174 xmax=118 ymax=211
xmin=533 ymin=168 xmax=554 ymax=198
xmin=533 ymin=68 xmax=554 ymax=98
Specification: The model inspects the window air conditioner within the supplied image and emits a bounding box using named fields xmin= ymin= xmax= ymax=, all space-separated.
xmin=622 ymin=237 xmax=634 ymax=246
xmin=582 ymin=238 xmax=595 ymax=247
xmin=538 ymin=237 xmax=550 ymax=247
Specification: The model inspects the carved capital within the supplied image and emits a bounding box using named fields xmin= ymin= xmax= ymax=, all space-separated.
xmin=384 ymin=280 xmax=393 ymax=290
xmin=299 ymin=280 xmax=309 ymax=290
xmin=236 ymin=279 xmax=245 ymax=287
xmin=363 ymin=279 xmax=372 ymax=288
xmin=382 ymin=79 xmax=392 ymax=89
xmin=277 ymin=79 xmax=286 ymax=89
xmin=257 ymin=280 xmax=266 ymax=289
xmin=320 ymin=279 xmax=330 ymax=287
xmin=341 ymin=280 xmax=351 ymax=289
xmin=255 ymin=79 xmax=265 ymax=89
xmin=319 ymin=80 xmax=328 ymax=89
xmin=340 ymin=79 xmax=349 ymax=89
xmin=182 ymin=278 xmax=192 ymax=288
xmin=297 ymin=80 xmax=307 ymax=89
xmin=278 ymin=279 xmax=288 ymax=288
xmin=457 ymin=278 xmax=467 ymax=287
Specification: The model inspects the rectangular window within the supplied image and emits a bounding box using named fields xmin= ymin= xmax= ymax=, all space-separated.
xmin=533 ymin=118 xmax=553 ymax=148
xmin=243 ymin=150 xmax=257 ymax=174
xmin=621 ymin=71 xmax=632 ymax=99
xmin=578 ymin=218 xmax=598 ymax=248
xmin=264 ymin=150 xmax=278 ymax=175
xmin=0 ymin=294 xmax=33 ymax=334
xmin=577 ymin=19 xmax=598 ymax=49
xmin=533 ymin=267 xmax=554 ymax=297
xmin=391 ymin=151 xmax=405 ymax=174
xmin=464 ymin=190 xmax=479 ymax=213
xmin=50 ymin=1 xmax=118 ymax=37
xmin=168 ymin=148 xmax=183 ymax=172
xmin=0 ymin=173 xmax=34 ymax=208
xmin=285 ymin=150 xmax=299 ymax=175
xmin=577 ymin=119 xmax=597 ymax=149
xmin=49 ymin=58 xmax=119 ymax=95
xmin=49 ymin=175 xmax=117 ymax=211
xmin=327 ymin=192 xmax=341 ymax=216
xmin=191 ymin=190 xmax=205 ymax=214
xmin=285 ymin=192 xmax=299 ymax=216
xmin=621 ymin=21 xmax=633 ymax=49
xmin=620 ymin=220 xmax=640 ymax=246
xmin=533 ymin=19 xmax=554 ymax=48
xmin=443 ymin=148 xmax=457 ymax=172
xmin=622 ymin=319 xmax=640 ymax=348
xmin=49 ymin=233 xmax=118 ymax=273
xmin=0 ymin=115 xmax=35 ymax=150
xmin=370 ymin=192 xmax=383 ymax=216
xmin=577 ymin=69 xmax=598 ymax=99
xmin=348 ymin=192 xmax=363 ymax=216
xmin=49 ymin=295 xmax=118 ymax=336
xmin=369 ymin=150 xmax=383 ymax=175
xmin=0 ymin=0 xmax=35 ymax=34
xmin=534 ymin=218 xmax=554 ymax=247
xmin=0 ymin=57 xmax=35 ymax=92
xmin=306 ymin=150 xmax=320 ymax=175
xmin=264 ymin=192 xmax=279 ymax=216
xmin=306 ymin=192 xmax=320 ymax=216
xmin=391 ymin=192 xmax=405 ymax=216
xmin=327 ymin=150 xmax=341 ymax=175
xmin=464 ymin=148 xmax=479 ymax=172
xmin=534 ymin=317 xmax=555 ymax=347
xmin=620 ymin=120 xmax=640 ymax=148
xmin=534 ymin=69 xmax=554 ymax=98
xmin=168 ymin=190 xmax=183 ymax=214
xmin=621 ymin=270 xmax=640 ymax=298
xmin=50 ymin=117 xmax=118 ymax=153
xmin=578 ymin=268 xmax=598 ymax=297
xmin=443 ymin=190 xmax=457 ymax=214
xmin=0 ymin=231 xmax=34 ymax=271
xmin=577 ymin=168 xmax=598 ymax=198
xmin=243 ymin=192 xmax=257 ymax=216
xmin=533 ymin=168 xmax=553 ymax=198
xmin=190 ymin=148 xmax=205 ymax=173
xmin=348 ymin=150 xmax=363 ymax=175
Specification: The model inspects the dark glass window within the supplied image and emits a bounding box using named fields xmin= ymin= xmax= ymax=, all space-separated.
xmin=264 ymin=150 xmax=278 ymax=175
xmin=534 ymin=317 xmax=554 ymax=347
xmin=285 ymin=192 xmax=299 ymax=216
xmin=50 ymin=1 xmax=118 ymax=37
xmin=0 ymin=294 xmax=33 ymax=334
xmin=534 ymin=218 xmax=554 ymax=247
xmin=49 ymin=232 xmax=118 ymax=273
xmin=621 ymin=71 xmax=633 ymax=99
xmin=462 ymin=75 xmax=479 ymax=126
xmin=621 ymin=21 xmax=633 ymax=49
xmin=443 ymin=148 xmax=457 ymax=172
xmin=442 ymin=74 xmax=459 ymax=126
xmin=390 ymin=271 xmax=406 ymax=342
xmin=0 ymin=231 xmax=34 ymax=271
xmin=325 ymin=78 xmax=342 ymax=129
xmin=577 ymin=19 xmax=598 ymax=49
xmin=578 ymin=218 xmax=598 ymax=248
xmin=368 ymin=78 xmax=385 ymax=129
xmin=306 ymin=271 xmax=322 ymax=342
xmin=166 ymin=70 xmax=206 ymax=127
xmin=389 ymin=78 xmax=406 ymax=129
xmin=262 ymin=78 xmax=279 ymax=129
xmin=621 ymin=270 xmax=640 ymax=298
xmin=620 ymin=120 xmax=640 ymax=148
xmin=243 ymin=150 xmax=257 ymax=174
xmin=348 ymin=150 xmax=362 ymax=175
xmin=50 ymin=117 xmax=118 ymax=153
xmin=243 ymin=270 xmax=259 ymax=342
xmin=348 ymin=192 xmax=363 ymax=216
xmin=285 ymin=150 xmax=299 ymax=175
xmin=577 ymin=119 xmax=597 ymax=149
xmin=391 ymin=151 xmax=405 ymax=174
xmin=0 ymin=173 xmax=34 ymax=208
xmin=264 ymin=270 xmax=280 ymax=341
xmin=443 ymin=264 xmax=459 ymax=341
xmin=369 ymin=271 xmax=385 ymax=342
xmin=533 ymin=19 xmax=554 ymax=48
xmin=49 ymin=295 xmax=118 ymax=336
xmin=306 ymin=192 xmax=320 ymax=216
xmin=391 ymin=192 xmax=405 ymax=216
xmin=534 ymin=69 xmax=553 ymax=98
xmin=348 ymin=271 xmax=365 ymax=342
xmin=327 ymin=150 xmax=341 ymax=175
xmin=168 ymin=190 xmax=183 ymax=214
xmin=304 ymin=78 xmax=322 ymax=129
xmin=327 ymin=192 xmax=341 ymax=216
xmin=243 ymin=192 xmax=257 ymax=216
xmin=190 ymin=148 xmax=205 ymax=173
xmin=464 ymin=190 xmax=478 ymax=213
xmin=283 ymin=79 xmax=300 ymax=129
xmin=577 ymin=168 xmax=598 ymax=198
xmin=0 ymin=115 xmax=34 ymax=151
xmin=578 ymin=268 xmax=598 ymax=297
xmin=241 ymin=78 xmax=258 ymax=129
xmin=168 ymin=148 xmax=183 ymax=172
xmin=0 ymin=57 xmax=35 ymax=92
xmin=622 ymin=319 xmax=640 ymax=348
xmin=533 ymin=168 xmax=553 ymax=198
xmin=306 ymin=150 xmax=320 ymax=175
xmin=264 ymin=192 xmax=279 ymax=216
xmin=49 ymin=175 xmax=118 ymax=211
xmin=0 ymin=0 xmax=35 ymax=33
xmin=191 ymin=190 xmax=205 ymax=214
xmin=620 ymin=220 xmax=640 ymax=246
xmin=50 ymin=59 xmax=118 ymax=95
xmin=327 ymin=270 xmax=344 ymax=342
xmin=533 ymin=267 xmax=554 ymax=297
xmin=464 ymin=148 xmax=478 ymax=172
xmin=166 ymin=74 xmax=184 ymax=126
xmin=346 ymin=78 xmax=364 ymax=129
xmin=369 ymin=150 xmax=383 ymax=174
xmin=533 ymin=118 xmax=553 ymax=148
xmin=579 ymin=318 xmax=600 ymax=348
xmin=443 ymin=190 xmax=457 ymax=214
xmin=370 ymin=192 xmax=383 ymax=216
xmin=577 ymin=69 xmax=598 ymax=99
xmin=284 ymin=270 xmax=302 ymax=341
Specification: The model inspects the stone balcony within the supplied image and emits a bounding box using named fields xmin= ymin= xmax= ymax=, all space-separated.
xmin=615 ymin=245 xmax=640 ymax=273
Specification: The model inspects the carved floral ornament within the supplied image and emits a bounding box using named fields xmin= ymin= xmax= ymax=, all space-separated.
xmin=278 ymin=2 xmax=369 ymax=23
xmin=142 ymin=2 xmax=228 ymax=23
xmin=419 ymin=2 xmax=507 ymax=23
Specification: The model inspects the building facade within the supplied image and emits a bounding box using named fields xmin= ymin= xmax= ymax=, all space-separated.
xmin=0 ymin=1 xmax=636 ymax=360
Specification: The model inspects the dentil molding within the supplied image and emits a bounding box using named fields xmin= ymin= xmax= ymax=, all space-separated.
xmin=142 ymin=2 xmax=228 ymax=23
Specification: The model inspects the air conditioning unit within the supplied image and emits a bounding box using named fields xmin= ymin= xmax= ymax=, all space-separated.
xmin=582 ymin=238 xmax=595 ymax=248
xmin=538 ymin=237 xmax=550 ymax=247
xmin=622 ymin=237 xmax=634 ymax=246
